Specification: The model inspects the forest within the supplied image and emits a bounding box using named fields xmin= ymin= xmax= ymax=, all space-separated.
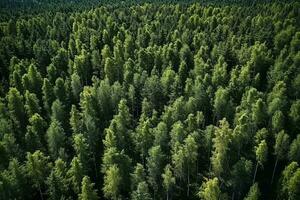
xmin=0 ymin=0 xmax=299 ymax=199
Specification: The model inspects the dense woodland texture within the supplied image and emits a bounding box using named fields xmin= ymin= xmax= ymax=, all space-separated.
xmin=0 ymin=1 xmax=300 ymax=200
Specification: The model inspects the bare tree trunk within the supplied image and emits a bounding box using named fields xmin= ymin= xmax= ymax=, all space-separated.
xmin=93 ymin=154 xmax=98 ymax=179
xmin=187 ymin=165 xmax=190 ymax=197
xmin=167 ymin=190 xmax=169 ymax=200
xmin=253 ymin=161 xmax=259 ymax=184
xmin=271 ymin=157 xmax=278 ymax=184
xmin=38 ymin=183 xmax=44 ymax=200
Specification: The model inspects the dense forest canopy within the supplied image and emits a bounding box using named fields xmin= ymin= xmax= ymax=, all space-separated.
xmin=0 ymin=0 xmax=300 ymax=200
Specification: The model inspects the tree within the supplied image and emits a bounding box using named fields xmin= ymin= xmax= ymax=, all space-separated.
xmin=79 ymin=176 xmax=99 ymax=200
xmin=73 ymin=134 xmax=91 ymax=175
xmin=287 ymin=169 xmax=300 ymax=200
xmin=280 ymin=162 xmax=300 ymax=200
xmin=253 ymin=140 xmax=268 ymax=184
xmin=180 ymin=44 xmax=193 ymax=69
xmin=7 ymin=88 xmax=26 ymax=130
xmin=272 ymin=110 xmax=284 ymax=132
xmin=24 ymin=90 xmax=41 ymax=117
xmin=42 ymin=78 xmax=55 ymax=115
xmin=131 ymin=163 xmax=146 ymax=191
xmin=147 ymin=145 xmax=165 ymax=197
xmin=153 ymin=122 xmax=169 ymax=154
xmin=161 ymin=67 xmax=176 ymax=101
xmin=198 ymin=177 xmax=225 ymax=200
xmin=74 ymin=49 xmax=92 ymax=85
xmin=230 ymin=158 xmax=253 ymax=199
xmin=244 ymin=183 xmax=260 ymax=200
xmin=211 ymin=119 xmax=233 ymax=178
xmin=183 ymin=134 xmax=198 ymax=197
xmin=162 ymin=164 xmax=175 ymax=200
xmin=46 ymin=119 xmax=66 ymax=159
xmin=70 ymin=105 xmax=82 ymax=135
xmin=271 ymin=130 xmax=290 ymax=184
xmin=46 ymin=159 xmax=68 ymax=200
xmin=251 ymin=98 xmax=267 ymax=128
xmin=213 ymin=87 xmax=233 ymax=122
xmin=104 ymin=57 xmax=117 ymax=85
xmin=25 ymin=150 xmax=51 ymax=200
xmin=103 ymin=165 xmax=121 ymax=200
xmin=102 ymin=147 xmax=132 ymax=198
xmin=170 ymin=121 xmax=186 ymax=148
xmin=5 ymin=158 xmax=28 ymax=199
xmin=124 ymin=33 xmax=135 ymax=60
xmin=25 ymin=113 xmax=46 ymax=152
xmin=22 ymin=64 xmax=43 ymax=96
xmin=54 ymin=77 xmax=68 ymax=105
xmin=212 ymin=56 xmax=228 ymax=87
xmin=71 ymin=73 xmax=82 ymax=102
xmin=172 ymin=143 xmax=185 ymax=181
xmin=267 ymin=81 xmax=287 ymax=116
xmin=131 ymin=181 xmax=152 ymax=200
xmin=134 ymin=119 xmax=154 ymax=163
xmin=52 ymin=48 xmax=69 ymax=74
xmin=143 ymin=75 xmax=164 ymax=110
xmin=104 ymin=99 xmax=132 ymax=152
xmin=288 ymin=135 xmax=300 ymax=163
xmin=178 ymin=60 xmax=188 ymax=86
xmin=124 ymin=59 xmax=135 ymax=86
xmin=289 ymin=100 xmax=300 ymax=133
xmin=67 ymin=157 xmax=84 ymax=194
xmin=51 ymin=99 xmax=66 ymax=126
xmin=91 ymin=50 xmax=101 ymax=75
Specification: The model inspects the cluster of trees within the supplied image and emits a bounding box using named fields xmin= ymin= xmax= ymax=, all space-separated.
xmin=0 ymin=1 xmax=300 ymax=199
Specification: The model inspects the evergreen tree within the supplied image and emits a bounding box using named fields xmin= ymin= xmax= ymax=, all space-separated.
xmin=79 ymin=176 xmax=99 ymax=200
xmin=46 ymin=120 xmax=66 ymax=159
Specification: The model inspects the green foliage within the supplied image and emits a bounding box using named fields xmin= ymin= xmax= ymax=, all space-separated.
xmin=131 ymin=181 xmax=152 ymax=200
xmin=211 ymin=118 xmax=233 ymax=178
xmin=0 ymin=1 xmax=299 ymax=200
xmin=79 ymin=176 xmax=99 ymax=200
xmin=198 ymin=177 xmax=226 ymax=200
xmin=103 ymin=165 xmax=121 ymax=200
xmin=46 ymin=120 xmax=66 ymax=159
xmin=244 ymin=183 xmax=260 ymax=200
xmin=46 ymin=159 xmax=68 ymax=200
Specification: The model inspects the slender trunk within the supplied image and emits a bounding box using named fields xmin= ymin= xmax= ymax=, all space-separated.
xmin=271 ymin=157 xmax=278 ymax=184
xmin=208 ymin=145 xmax=212 ymax=171
xmin=196 ymin=158 xmax=199 ymax=182
xmin=38 ymin=183 xmax=44 ymax=200
xmin=253 ymin=161 xmax=259 ymax=184
xmin=187 ymin=165 xmax=190 ymax=197
xmin=167 ymin=190 xmax=169 ymax=200
xmin=231 ymin=191 xmax=235 ymax=200
xmin=131 ymin=100 xmax=134 ymax=118
xmin=93 ymin=154 xmax=98 ymax=179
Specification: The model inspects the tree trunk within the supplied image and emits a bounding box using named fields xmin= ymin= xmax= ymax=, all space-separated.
xmin=231 ymin=191 xmax=235 ymax=200
xmin=38 ymin=183 xmax=44 ymax=200
xmin=187 ymin=165 xmax=190 ymax=197
xmin=93 ymin=154 xmax=98 ymax=179
xmin=253 ymin=161 xmax=259 ymax=184
xmin=271 ymin=157 xmax=278 ymax=184
xmin=196 ymin=158 xmax=199 ymax=182
xmin=167 ymin=190 xmax=169 ymax=200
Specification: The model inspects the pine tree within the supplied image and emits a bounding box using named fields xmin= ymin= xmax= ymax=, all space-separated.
xmin=46 ymin=119 xmax=66 ymax=159
xmin=162 ymin=164 xmax=175 ymax=200
xmin=103 ymin=165 xmax=121 ymax=200
xmin=25 ymin=151 xmax=51 ymax=200
xmin=79 ymin=176 xmax=99 ymax=200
